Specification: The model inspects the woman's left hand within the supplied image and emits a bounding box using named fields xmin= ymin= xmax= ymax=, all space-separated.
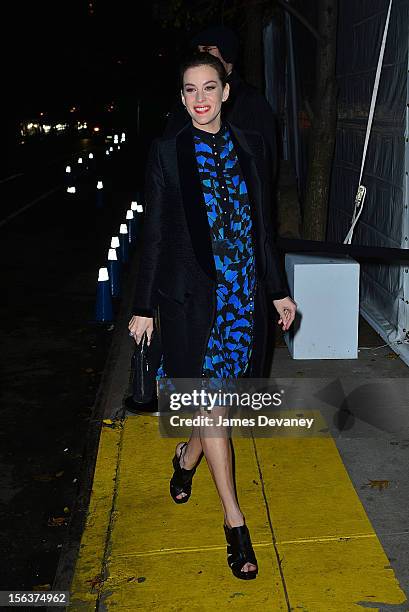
xmin=273 ymin=296 xmax=297 ymax=331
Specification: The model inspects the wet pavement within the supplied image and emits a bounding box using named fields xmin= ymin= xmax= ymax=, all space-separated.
xmin=0 ymin=133 xmax=144 ymax=597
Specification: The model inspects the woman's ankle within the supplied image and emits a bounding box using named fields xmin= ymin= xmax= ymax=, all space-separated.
xmin=224 ymin=511 xmax=245 ymax=528
xmin=180 ymin=443 xmax=198 ymax=470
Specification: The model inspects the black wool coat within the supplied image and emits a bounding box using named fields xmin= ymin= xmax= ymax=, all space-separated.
xmin=132 ymin=122 xmax=289 ymax=378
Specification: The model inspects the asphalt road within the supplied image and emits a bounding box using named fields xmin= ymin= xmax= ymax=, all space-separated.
xmin=0 ymin=133 xmax=144 ymax=595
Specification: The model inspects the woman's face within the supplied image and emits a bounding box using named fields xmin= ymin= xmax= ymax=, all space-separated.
xmin=181 ymin=64 xmax=229 ymax=133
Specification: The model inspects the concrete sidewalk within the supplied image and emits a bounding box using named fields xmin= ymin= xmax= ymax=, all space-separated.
xmin=67 ymin=292 xmax=409 ymax=610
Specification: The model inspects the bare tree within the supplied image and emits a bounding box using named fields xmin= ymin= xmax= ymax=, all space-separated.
xmin=301 ymin=0 xmax=338 ymax=240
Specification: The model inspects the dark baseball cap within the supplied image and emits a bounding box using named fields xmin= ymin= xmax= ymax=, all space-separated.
xmin=191 ymin=25 xmax=239 ymax=64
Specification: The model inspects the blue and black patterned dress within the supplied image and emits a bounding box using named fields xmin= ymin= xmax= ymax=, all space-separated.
xmin=156 ymin=122 xmax=256 ymax=380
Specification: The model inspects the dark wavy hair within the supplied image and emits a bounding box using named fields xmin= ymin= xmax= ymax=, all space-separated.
xmin=179 ymin=51 xmax=228 ymax=89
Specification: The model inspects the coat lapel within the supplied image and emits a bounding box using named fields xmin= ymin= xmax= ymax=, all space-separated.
xmin=177 ymin=125 xmax=217 ymax=281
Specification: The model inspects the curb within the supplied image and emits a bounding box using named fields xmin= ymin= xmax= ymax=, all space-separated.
xmin=49 ymin=246 xmax=140 ymax=606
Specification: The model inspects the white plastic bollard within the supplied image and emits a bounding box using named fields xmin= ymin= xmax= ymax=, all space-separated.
xmin=96 ymin=180 xmax=104 ymax=208
xmin=119 ymin=224 xmax=129 ymax=262
xmin=98 ymin=267 xmax=109 ymax=281
xmin=110 ymin=237 xmax=121 ymax=264
xmin=65 ymin=164 xmax=76 ymax=194
xmin=107 ymin=247 xmax=120 ymax=296
xmin=95 ymin=267 xmax=113 ymax=321
xmin=126 ymin=209 xmax=136 ymax=243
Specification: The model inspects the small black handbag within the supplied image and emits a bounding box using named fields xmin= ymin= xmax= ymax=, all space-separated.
xmin=126 ymin=310 xmax=163 ymax=413
xmin=132 ymin=330 xmax=162 ymax=403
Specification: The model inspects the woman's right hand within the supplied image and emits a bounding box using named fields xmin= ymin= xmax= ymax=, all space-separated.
xmin=128 ymin=316 xmax=154 ymax=345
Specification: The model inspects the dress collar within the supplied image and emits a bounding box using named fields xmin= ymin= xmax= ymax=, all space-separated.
xmin=191 ymin=121 xmax=228 ymax=144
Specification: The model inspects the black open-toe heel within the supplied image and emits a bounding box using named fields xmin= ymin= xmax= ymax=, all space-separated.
xmin=223 ymin=521 xmax=258 ymax=580
xmin=170 ymin=442 xmax=197 ymax=504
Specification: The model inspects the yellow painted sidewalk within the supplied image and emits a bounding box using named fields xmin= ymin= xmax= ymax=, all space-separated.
xmin=69 ymin=415 xmax=407 ymax=611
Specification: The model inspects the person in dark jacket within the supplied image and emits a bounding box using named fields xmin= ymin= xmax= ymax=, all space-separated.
xmin=128 ymin=53 xmax=296 ymax=581
xmin=163 ymin=24 xmax=280 ymax=182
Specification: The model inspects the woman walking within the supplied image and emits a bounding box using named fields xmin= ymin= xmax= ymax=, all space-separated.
xmin=128 ymin=52 xmax=296 ymax=580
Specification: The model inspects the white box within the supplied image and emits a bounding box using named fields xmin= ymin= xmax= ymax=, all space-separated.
xmin=284 ymin=253 xmax=360 ymax=359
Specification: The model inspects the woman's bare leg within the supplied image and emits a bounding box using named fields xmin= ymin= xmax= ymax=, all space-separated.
xmin=171 ymin=404 xmax=255 ymax=572
xmin=198 ymin=405 xmax=256 ymax=573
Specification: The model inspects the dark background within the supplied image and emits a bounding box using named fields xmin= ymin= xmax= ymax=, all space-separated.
xmin=5 ymin=1 xmax=191 ymax=149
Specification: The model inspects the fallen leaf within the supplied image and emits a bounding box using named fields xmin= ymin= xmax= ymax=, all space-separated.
xmin=55 ymin=471 xmax=64 ymax=478
xmin=85 ymin=574 xmax=105 ymax=592
xmin=47 ymin=517 xmax=68 ymax=527
xmin=102 ymin=419 xmax=124 ymax=429
xmin=33 ymin=584 xmax=51 ymax=590
xmin=33 ymin=473 xmax=54 ymax=482
xmin=367 ymin=479 xmax=390 ymax=490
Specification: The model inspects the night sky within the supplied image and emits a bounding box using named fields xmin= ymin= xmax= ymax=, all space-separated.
xmin=8 ymin=1 xmax=185 ymax=119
